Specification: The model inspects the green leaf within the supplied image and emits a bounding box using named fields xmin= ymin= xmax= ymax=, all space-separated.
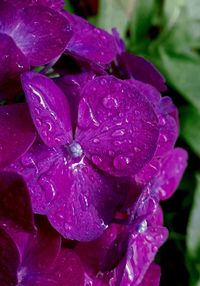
xmin=129 ymin=0 xmax=156 ymax=45
xmin=97 ymin=0 xmax=133 ymax=38
xmin=158 ymin=48 xmax=200 ymax=110
xmin=187 ymin=174 xmax=200 ymax=260
xmin=180 ymin=106 xmax=200 ymax=156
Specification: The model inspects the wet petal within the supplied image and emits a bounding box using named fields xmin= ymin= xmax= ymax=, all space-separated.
xmin=20 ymin=249 xmax=84 ymax=286
xmin=138 ymin=263 xmax=161 ymax=286
xmin=0 ymin=1 xmax=72 ymax=66
xmin=7 ymin=141 xmax=62 ymax=214
xmin=9 ymin=141 xmax=126 ymax=241
xmin=115 ymin=52 xmax=167 ymax=92
xmin=0 ymin=172 xmax=35 ymax=233
xmin=55 ymin=71 xmax=96 ymax=130
xmin=0 ymin=103 xmax=36 ymax=169
xmin=48 ymin=155 xmax=126 ymax=241
xmin=21 ymin=72 xmax=72 ymax=147
xmin=128 ymin=80 xmax=179 ymax=157
xmin=156 ymin=148 xmax=188 ymax=200
xmin=76 ymin=76 xmax=159 ymax=177
xmin=21 ymin=216 xmax=61 ymax=273
xmin=65 ymin=12 xmax=118 ymax=65
xmin=75 ymin=224 xmax=124 ymax=275
xmin=115 ymin=227 xmax=168 ymax=285
xmin=0 ymin=227 xmax=20 ymax=286
xmin=4 ymin=0 xmax=64 ymax=11
xmin=0 ymin=33 xmax=30 ymax=100
xmin=48 ymin=249 xmax=85 ymax=286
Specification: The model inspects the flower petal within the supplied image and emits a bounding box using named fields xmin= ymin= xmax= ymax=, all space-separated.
xmin=0 ymin=33 xmax=29 ymax=100
xmin=21 ymin=72 xmax=72 ymax=147
xmin=0 ymin=103 xmax=36 ymax=169
xmin=48 ymin=155 xmax=127 ymax=241
xmin=76 ymin=76 xmax=159 ymax=177
xmin=138 ymin=263 xmax=161 ymax=286
xmin=0 ymin=172 xmax=35 ymax=233
xmin=8 ymin=141 xmax=62 ymax=214
xmin=114 ymin=227 xmax=168 ymax=285
xmin=55 ymin=71 xmax=96 ymax=130
xmin=157 ymin=148 xmax=188 ymax=200
xmin=4 ymin=0 xmax=64 ymax=11
xmin=48 ymin=249 xmax=85 ymax=286
xmin=21 ymin=216 xmax=61 ymax=273
xmin=65 ymin=12 xmax=118 ymax=65
xmin=115 ymin=52 xmax=167 ymax=92
xmin=0 ymin=227 xmax=20 ymax=286
xmin=0 ymin=1 xmax=72 ymax=66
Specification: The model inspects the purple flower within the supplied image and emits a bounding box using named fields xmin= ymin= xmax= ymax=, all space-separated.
xmin=5 ymin=69 xmax=163 ymax=241
xmin=64 ymin=11 xmax=119 ymax=66
xmin=0 ymin=0 xmax=71 ymax=99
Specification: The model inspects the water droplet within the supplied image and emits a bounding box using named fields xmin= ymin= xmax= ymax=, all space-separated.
xmin=100 ymin=78 xmax=107 ymax=85
xmin=38 ymin=176 xmax=56 ymax=204
xmin=79 ymin=195 xmax=89 ymax=211
xmin=108 ymin=150 xmax=114 ymax=156
xmin=92 ymin=155 xmax=102 ymax=165
xmin=93 ymin=138 xmax=100 ymax=144
xmin=159 ymin=117 xmax=166 ymax=126
xmin=161 ymin=134 xmax=168 ymax=143
xmin=21 ymin=155 xmax=34 ymax=166
xmin=113 ymin=140 xmax=122 ymax=146
xmin=112 ymin=129 xmax=125 ymax=137
xmin=137 ymin=220 xmax=147 ymax=233
xmin=35 ymin=118 xmax=42 ymax=127
xmin=113 ymin=155 xmax=131 ymax=170
xmin=102 ymin=95 xmax=119 ymax=109
xmin=134 ymin=110 xmax=140 ymax=116
xmin=134 ymin=147 xmax=141 ymax=153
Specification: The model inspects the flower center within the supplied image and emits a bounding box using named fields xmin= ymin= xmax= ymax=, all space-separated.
xmin=68 ymin=142 xmax=83 ymax=158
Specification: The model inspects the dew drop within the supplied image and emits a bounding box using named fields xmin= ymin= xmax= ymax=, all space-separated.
xmin=112 ymin=129 xmax=125 ymax=137
xmin=92 ymin=155 xmax=103 ymax=166
xmin=113 ymin=155 xmax=131 ymax=170
xmin=134 ymin=147 xmax=141 ymax=153
xmin=102 ymin=95 xmax=119 ymax=109
xmin=38 ymin=176 xmax=56 ymax=204
xmin=137 ymin=220 xmax=147 ymax=233
xmin=108 ymin=150 xmax=114 ymax=156
xmin=93 ymin=138 xmax=100 ymax=144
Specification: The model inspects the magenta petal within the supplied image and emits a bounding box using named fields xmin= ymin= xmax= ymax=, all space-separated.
xmin=4 ymin=0 xmax=64 ymax=11
xmin=0 ymin=227 xmax=20 ymax=286
xmin=116 ymin=52 xmax=167 ymax=92
xmin=0 ymin=172 xmax=34 ymax=233
xmin=48 ymin=249 xmax=85 ymax=286
xmin=48 ymin=156 xmax=126 ymax=241
xmin=76 ymin=76 xmax=159 ymax=177
xmin=21 ymin=216 xmax=61 ymax=273
xmin=128 ymin=80 xmax=179 ymax=157
xmin=3 ymin=4 xmax=72 ymax=66
xmin=0 ymin=33 xmax=29 ymax=100
xmin=157 ymin=148 xmax=188 ymax=200
xmin=8 ymin=141 xmax=62 ymax=214
xmin=139 ymin=264 xmax=161 ymax=286
xmin=65 ymin=12 xmax=118 ymax=65
xmin=75 ymin=224 xmax=124 ymax=275
xmin=117 ymin=227 xmax=168 ymax=285
xmin=55 ymin=71 xmax=96 ymax=129
xmin=0 ymin=103 xmax=36 ymax=169
xmin=21 ymin=72 xmax=72 ymax=147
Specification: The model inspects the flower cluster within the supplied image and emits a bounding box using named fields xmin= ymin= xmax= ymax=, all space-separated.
xmin=0 ymin=1 xmax=187 ymax=285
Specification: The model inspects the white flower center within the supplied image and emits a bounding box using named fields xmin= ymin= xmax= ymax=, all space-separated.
xmin=69 ymin=142 xmax=83 ymax=158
